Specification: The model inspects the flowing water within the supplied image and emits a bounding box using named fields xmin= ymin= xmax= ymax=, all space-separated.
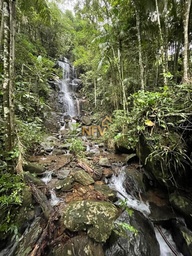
xmin=49 ymin=189 xmax=62 ymax=206
xmin=109 ymin=167 xmax=183 ymax=256
xmin=41 ymin=171 xmax=52 ymax=184
xmin=109 ymin=170 xmax=151 ymax=215
xmin=58 ymin=59 xmax=77 ymax=117
xmin=155 ymin=227 xmax=183 ymax=256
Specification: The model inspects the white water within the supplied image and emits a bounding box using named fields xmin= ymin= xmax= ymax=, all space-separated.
xmin=109 ymin=167 xmax=184 ymax=256
xmin=58 ymin=60 xmax=76 ymax=117
xmin=49 ymin=189 xmax=62 ymax=206
xmin=155 ymin=227 xmax=183 ymax=256
xmin=41 ymin=171 xmax=52 ymax=184
xmin=109 ymin=170 xmax=151 ymax=215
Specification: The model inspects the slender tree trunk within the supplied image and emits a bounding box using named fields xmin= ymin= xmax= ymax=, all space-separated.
xmin=3 ymin=0 xmax=15 ymax=152
xmin=133 ymin=1 xmax=145 ymax=90
xmin=183 ymin=0 xmax=191 ymax=82
xmin=155 ymin=0 xmax=167 ymax=85
xmin=0 ymin=1 xmax=4 ymax=50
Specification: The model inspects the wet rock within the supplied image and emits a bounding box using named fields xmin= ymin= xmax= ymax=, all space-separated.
xmin=57 ymin=169 xmax=71 ymax=180
xmin=125 ymin=153 xmax=138 ymax=163
xmin=137 ymin=133 xmax=187 ymax=189
xmin=63 ymin=200 xmax=118 ymax=242
xmin=104 ymin=210 xmax=160 ymax=256
xmin=169 ymin=192 xmax=192 ymax=228
xmin=73 ymin=170 xmax=94 ymax=185
xmin=99 ymin=157 xmax=111 ymax=167
xmin=81 ymin=116 xmax=92 ymax=125
xmin=171 ymin=218 xmax=192 ymax=256
xmin=123 ymin=167 xmax=145 ymax=198
xmin=23 ymin=163 xmax=44 ymax=174
xmin=15 ymin=217 xmax=43 ymax=256
xmin=102 ymin=168 xmax=113 ymax=178
xmin=148 ymin=202 xmax=176 ymax=222
xmin=52 ymin=148 xmax=66 ymax=155
xmin=94 ymin=183 xmax=117 ymax=201
xmin=55 ymin=176 xmax=74 ymax=191
xmin=50 ymin=235 xmax=104 ymax=256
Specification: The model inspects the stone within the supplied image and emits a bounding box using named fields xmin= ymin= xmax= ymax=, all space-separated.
xmin=50 ymin=235 xmax=104 ymax=256
xmin=123 ymin=167 xmax=145 ymax=199
xmin=55 ymin=176 xmax=74 ymax=191
xmin=57 ymin=169 xmax=71 ymax=180
xmin=94 ymin=183 xmax=117 ymax=201
xmin=73 ymin=170 xmax=94 ymax=185
xmin=171 ymin=218 xmax=192 ymax=256
xmin=23 ymin=163 xmax=44 ymax=174
xmin=104 ymin=210 xmax=160 ymax=256
xmin=98 ymin=157 xmax=111 ymax=167
xmin=81 ymin=116 xmax=92 ymax=125
xmin=15 ymin=217 xmax=43 ymax=256
xmin=169 ymin=192 xmax=192 ymax=228
xmin=63 ymin=200 xmax=118 ymax=242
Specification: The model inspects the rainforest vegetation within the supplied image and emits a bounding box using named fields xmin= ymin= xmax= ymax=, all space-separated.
xmin=0 ymin=0 xmax=192 ymax=253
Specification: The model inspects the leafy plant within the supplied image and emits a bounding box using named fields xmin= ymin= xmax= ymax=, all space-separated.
xmin=69 ymin=138 xmax=85 ymax=157
xmin=0 ymin=173 xmax=25 ymax=236
xmin=0 ymin=173 xmax=24 ymax=206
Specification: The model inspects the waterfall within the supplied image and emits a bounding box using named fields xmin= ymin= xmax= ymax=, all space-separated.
xmin=58 ymin=59 xmax=77 ymax=117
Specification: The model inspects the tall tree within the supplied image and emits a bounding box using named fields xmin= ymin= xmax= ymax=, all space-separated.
xmin=183 ymin=0 xmax=192 ymax=82
xmin=2 ymin=0 xmax=16 ymax=152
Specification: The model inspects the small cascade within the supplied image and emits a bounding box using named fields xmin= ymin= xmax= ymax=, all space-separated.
xmin=49 ymin=189 xmax=62 ymax=206
xmin=58 ymin=59 xmax=77 ymax=117
xmin=109 ymin=166 xmax=184 ymax=256
xmin=41 ymin=171 xmax=52 ymax=185
xmin=155 ymin=226 xmax=183 ymax=256
xmin=109 ymin=170 xmax=151 ymax=215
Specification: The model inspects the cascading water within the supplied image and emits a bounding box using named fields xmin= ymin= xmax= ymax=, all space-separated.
xmin=58 ymin=58 xmax=77 ymax=117
xmin=108 ymin=166 xmax=184 ymax=256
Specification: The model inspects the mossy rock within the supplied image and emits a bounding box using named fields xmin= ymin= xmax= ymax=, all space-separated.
xmin=63 ymin=200 xmax=118 ymax=242
xmin=50 ymin=235 xmax=104 ymax=256
xmin=73 ymin=170 xmax=94 ymax=185
xmin=137 ymin=132 xmax=187 ymax=189
xmin=23 ymin=163 xmax=44 ymax=175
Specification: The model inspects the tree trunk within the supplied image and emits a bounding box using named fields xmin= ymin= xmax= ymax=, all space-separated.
xmin=2 ymin=0 xmax=15 ymax=152
xmin=133 ymin=1 xmax=145 ymax=90
xmin=0 ymin=0 xmax=4 ymax=50
xmin=183 ymin=0 xmax=191 ymax=83
xmin=155 ymin=0 xmax=167 ymax=85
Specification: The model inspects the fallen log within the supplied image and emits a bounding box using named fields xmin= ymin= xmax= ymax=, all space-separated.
xmin=77 ymin=160 xmax=100 ymax=176
xmin=30 ymin=183 xmax=53 ymax=219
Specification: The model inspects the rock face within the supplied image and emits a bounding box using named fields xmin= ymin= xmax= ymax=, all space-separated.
xmin=50 ymin=235 xmax=104 ymax=256
xmin=63 ymin=200 xmax=118 ymax=242
xmin=137 ymin=133 xmax=188 ymax=189
xmin=169 ymin=192 xmax=192 ymax=228
xmin=104 ymin=210 xmax=160 ymax=256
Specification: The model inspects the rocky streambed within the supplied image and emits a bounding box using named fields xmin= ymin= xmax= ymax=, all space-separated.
xmin=1 ymin=127 xmax=192 ymax=256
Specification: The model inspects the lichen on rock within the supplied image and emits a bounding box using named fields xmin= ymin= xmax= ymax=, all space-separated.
xmin=63 ymin=200 xmax=118 ymax=242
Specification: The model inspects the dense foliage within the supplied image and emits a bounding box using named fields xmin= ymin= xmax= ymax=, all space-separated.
xmin=0 ymin=0 xmax=192 ymax=238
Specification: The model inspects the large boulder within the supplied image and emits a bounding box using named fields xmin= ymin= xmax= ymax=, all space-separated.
xmin=63 ymin=200 xmax=118 ymax=242
xmin=123 ymin=166 xmax=145 ymax=199
xmin=171 ymin=218 xmax=192 ymax=256
xmin=169 ymin=192 xmax=192 ymax=229
xmin=104 ymin=209 xmax=160 ymax=256
xmin=137 ymin=133 xmax=188 ymax=189
xmin=50 ymin=235 xmax=104 ymax=256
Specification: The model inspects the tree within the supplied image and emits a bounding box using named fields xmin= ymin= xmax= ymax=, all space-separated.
xmin=183 ymin=0 xmax=192 ymax=82
xmin=2 ymin=0 xmax=16 ymax=153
